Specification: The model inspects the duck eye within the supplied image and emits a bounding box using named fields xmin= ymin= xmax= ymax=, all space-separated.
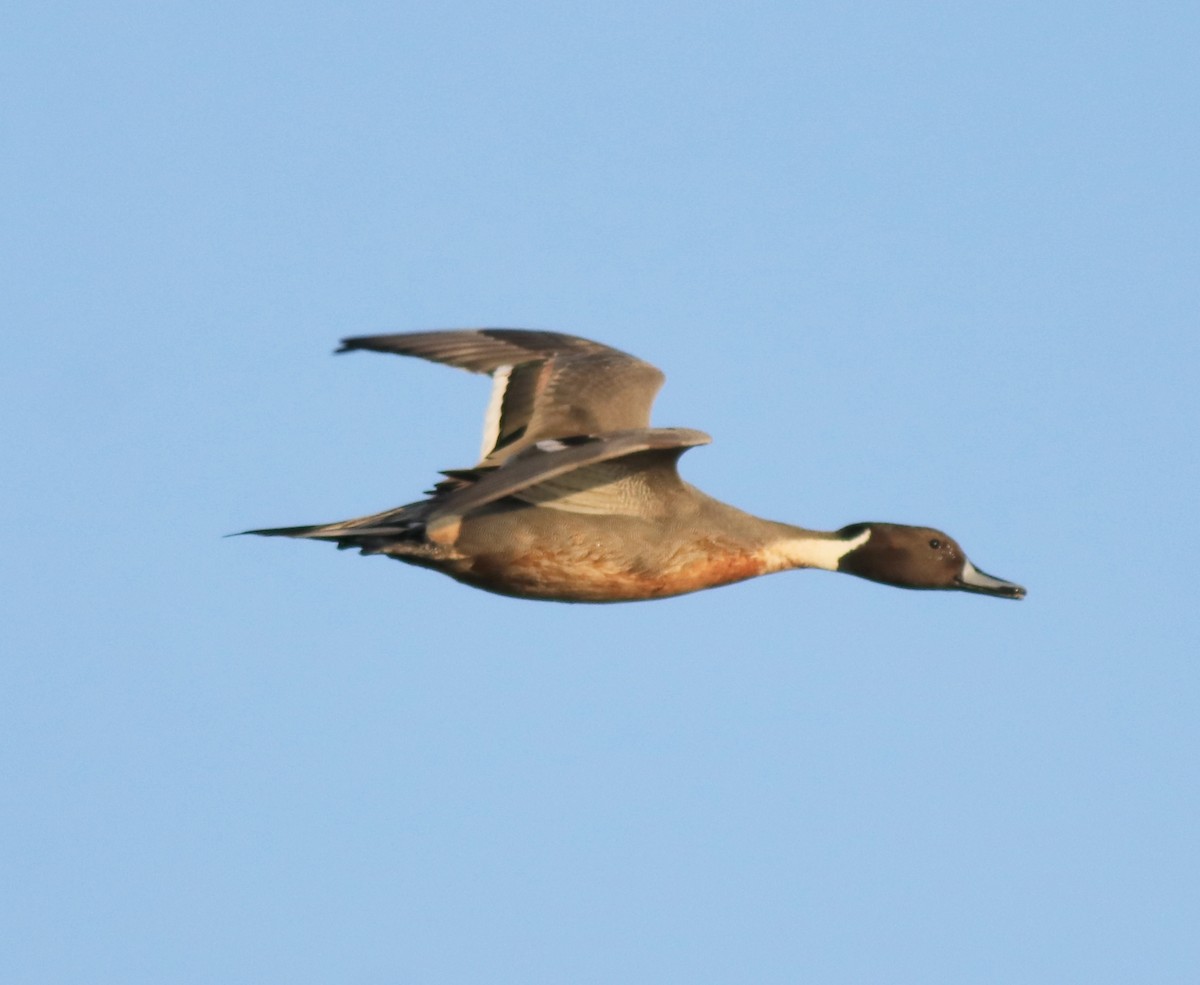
xmin=929 ymin=538 xmax=942 ymax=549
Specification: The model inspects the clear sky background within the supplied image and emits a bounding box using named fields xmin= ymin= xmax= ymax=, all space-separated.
xmin=3 ymin=2 xmax=1198 ymax=982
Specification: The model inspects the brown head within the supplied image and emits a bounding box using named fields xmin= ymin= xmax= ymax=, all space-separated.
xmin=835 ymin=523 xmax=1025 ymax=599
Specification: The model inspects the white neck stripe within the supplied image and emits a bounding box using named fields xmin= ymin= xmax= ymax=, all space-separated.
xmin=763 ymin=526 xmax=870 ymax=572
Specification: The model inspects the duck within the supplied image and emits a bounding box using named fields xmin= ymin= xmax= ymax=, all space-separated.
xmin=244 ymin=329 xmax=1025 ymax=603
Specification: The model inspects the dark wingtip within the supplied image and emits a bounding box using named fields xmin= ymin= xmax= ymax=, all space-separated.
xmin=337 ymin=333 xmax=391 ymax=354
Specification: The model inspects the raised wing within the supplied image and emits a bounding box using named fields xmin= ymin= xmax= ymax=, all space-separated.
xmin=337 ymin=329 xmax=666 ymax=464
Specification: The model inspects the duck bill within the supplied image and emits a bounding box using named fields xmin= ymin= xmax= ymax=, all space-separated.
xmin=955 ymin=559 xmax=1026 ymax=599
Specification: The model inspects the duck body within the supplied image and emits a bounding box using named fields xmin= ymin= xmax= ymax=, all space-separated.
xmin=245 ymin=330 xmax=1025 ymax=603
xmin=396 ymin=490 xmax=804 ymax=603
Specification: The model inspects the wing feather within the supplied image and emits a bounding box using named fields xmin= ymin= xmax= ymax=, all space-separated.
xmin=424 ymin=427 xmax=710 ymax=532
xmin=338 ymin=329 xmax=666 ymax=463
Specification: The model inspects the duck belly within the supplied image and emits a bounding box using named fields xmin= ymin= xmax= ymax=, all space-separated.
xmin=435 ymin=507 xmax=768 ymax=602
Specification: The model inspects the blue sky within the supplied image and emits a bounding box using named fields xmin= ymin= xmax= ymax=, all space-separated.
xmin=3 ymin=1 xmax=1198 ymax=982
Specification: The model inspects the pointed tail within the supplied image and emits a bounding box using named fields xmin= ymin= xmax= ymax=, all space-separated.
xmin=235 ymin=500 xmax=435 ymax=554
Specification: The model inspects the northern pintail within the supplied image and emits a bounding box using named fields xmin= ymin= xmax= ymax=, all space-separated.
xmin=244 ymin=330 xmax=1025 ymax=603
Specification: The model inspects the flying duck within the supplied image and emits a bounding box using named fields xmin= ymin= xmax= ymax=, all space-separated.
xmin=244 ymin=330 xmax=1025 ymax=603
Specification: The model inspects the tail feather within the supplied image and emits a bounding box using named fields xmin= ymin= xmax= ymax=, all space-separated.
xmin=236 ymin=500 xmax=435 ymax=553
xmin=239 ymin=522 xmax=331 ymax=539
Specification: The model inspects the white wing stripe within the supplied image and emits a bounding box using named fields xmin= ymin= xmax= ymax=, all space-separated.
xmin=479 ymin=365 xmax=512 ymax=460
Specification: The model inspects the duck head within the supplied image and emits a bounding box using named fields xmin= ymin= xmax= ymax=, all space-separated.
xmin=835 ymin=523 xmax=1025 ymax=599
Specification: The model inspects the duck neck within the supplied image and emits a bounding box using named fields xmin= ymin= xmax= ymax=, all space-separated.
xmin=757 ymin=523 xmax=870 ymax=574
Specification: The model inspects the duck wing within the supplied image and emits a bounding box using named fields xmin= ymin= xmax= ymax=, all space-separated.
xmin=423 ymin=427 xmax=711 ymax=536
xmin=337 ymin=329 xmax=667 ymax=464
